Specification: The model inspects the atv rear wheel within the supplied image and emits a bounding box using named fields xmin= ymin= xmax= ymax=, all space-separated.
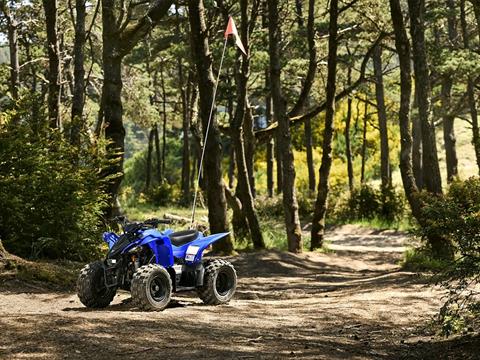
xmin=77 ymin=261 xmax=117 ymax=308
xmin=131 ymin=264 xmax=172 ymax=311
xmin=197 ymin=259 xmax=237 ymax=305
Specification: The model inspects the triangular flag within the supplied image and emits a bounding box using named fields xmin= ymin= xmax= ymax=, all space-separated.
xmin=224 ymin=16 xmax=247 ymax=56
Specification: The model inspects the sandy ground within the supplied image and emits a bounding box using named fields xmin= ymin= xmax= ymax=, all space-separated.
xmin=0 ymin=225 xmax=478 ymax=359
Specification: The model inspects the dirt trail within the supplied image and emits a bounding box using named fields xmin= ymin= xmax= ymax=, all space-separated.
xmin=0 ymin=225 xmax=478 ymax=359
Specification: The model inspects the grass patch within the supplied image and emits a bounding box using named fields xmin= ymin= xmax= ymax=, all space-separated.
xmin=401 ymin=247 xmax=450 ymax=272
xmin=329 ymin=216 xmax=414 ymax=232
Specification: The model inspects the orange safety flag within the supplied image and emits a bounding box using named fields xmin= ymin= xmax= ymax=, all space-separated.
xmin=224 ymin=16 xmax=247 ymax=56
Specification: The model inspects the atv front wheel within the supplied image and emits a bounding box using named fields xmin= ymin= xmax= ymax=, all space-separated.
xmin=77 ymin=261 xmax=117 ymax=308
xmin=197 ymin=259 xmax=237 ymax=305
xmin=131 ymin=264 xmax=172 ymax=311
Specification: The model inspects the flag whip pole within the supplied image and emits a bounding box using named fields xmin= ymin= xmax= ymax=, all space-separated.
xmin=190 ymin=37 xmax=228 ymax=226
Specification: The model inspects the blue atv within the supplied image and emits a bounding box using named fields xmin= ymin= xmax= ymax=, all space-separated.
xmin=77 ymin=217 xmax=237 ymax=311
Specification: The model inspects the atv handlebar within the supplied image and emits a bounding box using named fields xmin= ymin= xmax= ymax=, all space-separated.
xmin=112 ymin=216 xmax=172 ymax=233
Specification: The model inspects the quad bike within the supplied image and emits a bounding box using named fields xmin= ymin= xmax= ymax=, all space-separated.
xmin=77 ymin=217 xmax=237 ymax=311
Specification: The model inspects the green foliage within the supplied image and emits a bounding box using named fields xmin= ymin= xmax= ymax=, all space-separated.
xmin=146 ymin=182 xmax=181 ymax=206
xmin=412 ymin=178 xmax=480 ymax=334
xmin=333 ymin=184 xmax=405 ymax=224
xmin=402 ymin=247 xmax=450 ymax=272
xmin=0 ymin=121 xmax=109 ymax=261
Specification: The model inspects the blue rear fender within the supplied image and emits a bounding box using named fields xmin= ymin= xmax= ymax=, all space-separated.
xmin=173 ymin=232 xmax=230 ymax=264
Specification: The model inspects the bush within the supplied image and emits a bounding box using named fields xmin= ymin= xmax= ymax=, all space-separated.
xmin=0 ymin=122 xmax=109 ymax=261
xmin=146 ymin=182 xmax=180 ymax=206
xmin=333 ymin=184 xmax=405 ymax=224
xmin=416 ymin=177 xmax=480 ymax=334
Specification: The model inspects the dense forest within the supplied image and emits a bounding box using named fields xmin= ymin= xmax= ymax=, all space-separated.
xmin=1 ymin=0 xmax=480 ymax=358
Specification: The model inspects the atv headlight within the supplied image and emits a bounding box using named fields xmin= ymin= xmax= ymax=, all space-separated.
xmin=185 ymin=245 xmax=200 ymax=262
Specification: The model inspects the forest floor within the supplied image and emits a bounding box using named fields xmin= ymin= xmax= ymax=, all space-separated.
xmin=0 ymin=225 xmax=479 ymax=359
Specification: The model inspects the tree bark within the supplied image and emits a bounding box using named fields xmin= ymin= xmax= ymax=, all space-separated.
xmin=70 ymin=0 xmax=86 ymax=146
xmin=266 ymin=87 xmax=275 ymax=197
xmin=373 ymin=45 xmax=391 ymax=191
xmin=100 ymin=0 xmax=172 ymax=216
xmin=1 ymin=2 xmax=20 ymax=103
xmin=461 ymin=0 xmax=480 ymax=174
xmin=146 ymin=127 xmax=155 ymax=190
xmin=160 ymin=59 xmax=168 ymax=182
xmin=154 ymin=124 xmax=161 ymax=183
xmin=244 ymin=100 xmax=256 ymax=197
xmin=391 ymin=0 xmax=453 ymax=260
xmin=268 ymin=0 xmax=303 ymax=253
xmin=231 ymin=0 xmax=264 ymax=249
xmin=345 ymin=69 xmax=354 ymax=193
xmin=442 ymin=0 xmax=459 ymax=182
xmin=188 ymin=0 xmax=232 ymax=253
xmin=305 ymin=117 xmax=315 ymax=191
xmin=407 ymin=0 xmax=443 ymax=194
xmin=360 ymin=101 xmax=368 ymax=185
xmin=42 ymin=0 xmax=62 ymax=129
xmin=311 ymin=0 xmax=338 ymax=250
xmin=412 ymin=90 xmax=423 ymax=189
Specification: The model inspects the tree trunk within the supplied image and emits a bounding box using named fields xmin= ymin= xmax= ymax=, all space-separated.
xmin=407 ymin=0 xmax=443 ymax=194
xmin=360 ymin=101 xmax=368 ymax=185
xmin=345 ymin=69 xmax=354 ymax=193
xmin=43 ymin=0 xmax=62 ymax=129
xmin=268 ymin=0 xmax=303 ymax=253
xmin=231 ymin=0 xmax=264 ymax=249
xmin=70 ymin=0 xmax=86 ymax=146
xmin=188 ymin=0 xmax=232 ymax=253
xmin=305 ymin=117 xmax=315 ymax=192
xmin=1 ymin=2 xmax=20 ymax=103
xmin=412 ymin=91 xmax=423 ymax=189
xmin=373 ymin=45 xmax=391 ymax=191
xmin=442 ymin=0 xmax=459 ymax=182
xmin=154 ymin=124 xmax=161 ymax=183
xmin=266 ymin=87 xmax=275 ymax=197
xmin=160 ymin=60 xmax=168 ymax=182
xmin=311 ymin=0 xmax=338 ymax=250
xmin=461 ymin=0 xmax=480 ymax=174
xmin=244 ymin=100 xmax=256 ymax=197
xmin=146 ymin=127 xmax=155 ymax=190
xmin=391 ymin=0 xmax=453 ymax=260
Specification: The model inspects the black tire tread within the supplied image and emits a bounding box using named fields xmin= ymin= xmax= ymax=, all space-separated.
xmin=131 ymin=264 xmax=172 ymax=311
xmin=197 ymin=259 xmax=237 ymax=305
xmin=77 ymin=261 xmax=116 ymax=308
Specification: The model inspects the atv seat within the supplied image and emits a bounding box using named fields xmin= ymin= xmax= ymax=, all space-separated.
xmin=169 ymin=230 xmax=199 ymax=246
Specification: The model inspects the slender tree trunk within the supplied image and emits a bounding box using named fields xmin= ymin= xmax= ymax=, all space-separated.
xmin=305 ymin=117 xmax=315 ymax=191
xmin=244 ymin=100 xmax=256 ymax=197
xmin=266 ymin=88 xmax=275 ymax=197
xmin=407 ymin=0 xmax=443 ymax=194
xmin=146 ymin=128 xmax=155 ymax=190
xmin=373 ymin=45 xmax=390 ymax=191
xmin=160 ymin=60 xmax=168 ymax=182
xmin=228 ymin=146 xmax=235 ymax=188
xmin=188 ymin=0 xmax=232 ymax=253
xmin=268 ymin=0 xmax=302 ymax=253
xmin=43 ymin=0 xmax=62 ymax=129
xmin=442 ymin=0 xmax=459 ymax=182
xmin=361 ymin=101 xmax=368 ymax=185
xmin=154 ymin=124 xmax=161 ymax=183
xmin=1 ymin=2 xmax=19 ymax=103
xmin=462 ymin=0 xmax=480 ymax=174
xmin=345 ymin=69 xmax=354 ymax=193
xmin=231 ymin=0 xmax=264 ymax=249
xmin=311 ymin=0 xmax=338 ymax=250
xmin=412 ymin=91 xmax=423 ymax=189
xmin=70 ymin=0 xmax=86 ymax=146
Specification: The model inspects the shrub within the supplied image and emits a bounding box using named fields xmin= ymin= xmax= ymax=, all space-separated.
xmin=416 ymin=177 xmax=480 ymax=334
xmin=0 ymin=122 xmax=109 ymax=261
xmin=333 ymin=184 xmax=405 ymax=224
xmin=146 ymin=182 xmax=181 ymax=206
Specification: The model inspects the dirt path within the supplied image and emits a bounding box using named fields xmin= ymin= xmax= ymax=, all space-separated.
xmin=0 ymin=225 xmax=478 ymax=359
